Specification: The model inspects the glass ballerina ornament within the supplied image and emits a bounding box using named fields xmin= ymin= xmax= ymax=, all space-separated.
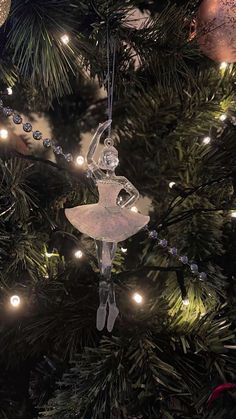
xmin=65 ymin=120 xmax=150 ymax=331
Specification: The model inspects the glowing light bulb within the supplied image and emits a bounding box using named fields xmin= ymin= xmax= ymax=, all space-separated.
xmin=132 ymin=292 xmax=143 ymax=304
xmin=10 ymin=295 xmax=20 ymax=307
xmin=169 ymin=182 xmax=176 ymax=189
xmin=7 ymin=87 xmax=13 ymax=95
xmin=182 ymin=297 xmax=189 ymax=306
xmin=121 ymin=247 xmax=127 ymax=253
xmin=76 ymin=155 xmax=85 ymax=166
xmin=61 ymin=34 xmax=70 ymax=45
xmin=202 ymin=136 xmax=211 ymax=145
xmin=220 ymin=62 xmax=227 ymax=70
xmin=74 ymin=250 xmax=83 ymax=259
xmin=0 ymin=129 xmax=8 ymax=139
xmin=45 ymin=252 xmax=53 ymax=258
xmin=231 ymin=211 xmax=236 ymax=218
xmin=219 ymin=114 xmax=227 ymax=122
xmin=131 ymin=206 xmax=138 ymax=213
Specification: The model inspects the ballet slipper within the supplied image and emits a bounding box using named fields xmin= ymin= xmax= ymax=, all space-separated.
xmin=107 ymin=303 xmax=119 ymax=332
xmin=96 ymin=304 xmax=107 ymax=331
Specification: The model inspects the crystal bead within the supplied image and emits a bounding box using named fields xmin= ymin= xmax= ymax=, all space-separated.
xmin=13 ymin=114 xmax=22 ymax=124
xmin=64 ymin=153 xmax=73 ymax=162
xmin=149 ymin=230 xmax=158 ymax=239
xmin=179 ymin=255 xmax=188 ymax=264
xmin=53 ymin=145 xmax=63 ymax=155
xmin=43 ymin=139 xmax=51 ymax=148
xmin=33 ymin=130 xmax=42 ymax=140
xmin=23 ymin=122 xmax=32 ymax=132
xmin=159 ymin=239 xmax=168 ymax=247
xmin=3 ymin=107 xmax=13 ymax=117
xmin=190 ymin=263 xmax=198 ymax=274
xmin=199 ymin=272 xmax=207 ymax=281
xmin=169 ymin=247 xmax=178 ymax=256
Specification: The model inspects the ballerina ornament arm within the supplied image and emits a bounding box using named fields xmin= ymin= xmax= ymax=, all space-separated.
xmin=119 ymin=177 xmax=140 ymax=209
xmin=87 ymin=120 xmax=112 ymax=180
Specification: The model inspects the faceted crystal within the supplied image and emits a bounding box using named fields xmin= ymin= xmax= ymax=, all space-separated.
xmin=43 ymin=139 xmax=51 ymax=148
xmin=64 ymin=153 xmax=73 ymax=162
xmin=3 ymin=107 xmax=13 ymax=117
xmin=169 ymin=247 xmax=178 ymax=256
xmin=23 ymin=122 xmax=32 ymax=132
xmin=199 ymin=272 xmax=207 ymax=281
xmin=190 ymin=263 xmax=198 ymax=274
xmin=33 ymin=130 xmax=42 ymax=140
xmin=159 ymin=239 xmax=168 ymax=247
xmin=13 ymin=114 xmax=22 ymax=124
xmin=53 ymin=145 xmax=63 ymax=155
xmin=179 ymin=255 xmax=188 ymax=264
xmin=149 ymin=230 xmax=158 ymax=239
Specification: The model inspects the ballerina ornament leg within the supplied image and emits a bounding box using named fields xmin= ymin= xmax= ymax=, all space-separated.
xmin=95 ymin=241 xmax=119 ymax=331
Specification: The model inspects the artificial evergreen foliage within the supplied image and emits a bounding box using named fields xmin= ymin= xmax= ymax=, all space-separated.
xmin=0 ymin=1 xmax=235 ymax=418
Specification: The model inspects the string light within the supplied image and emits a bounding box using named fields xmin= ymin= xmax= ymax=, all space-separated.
xmin=45 ymin=252 xmax=53 ymax=258
xmin=6 ymin=87 xmax=13 ymax=95
xmin=132 ymin=292 xmax=143 ymax=304
xmin=219 ymin=114 xmax=227 ymax=122
xmin=121 ymin=247 xmax=127 ymax=253
xmin=10 ymin=295 xmax=21 ymax=308
xmin=202 ymin=136 xmax=211 ymax=145
xmin=61 ymin=34 xmax=70 ymax=45
xmin=169 ymin=182 xmax=176 ymax=189
xmin=131 ymin=206 xmax=138 ymax=213
xmin=220 ymin=62 xmax=228 ymax=70
xmin=74 ymin=250 xmax=83 ymax=259
xmin=0 ymin=129 xmax=8 ymax=139
xmin=76 ymin=155 xmax=85 ymax=166
xmin=182 ymin=297 xmax=190 ymax=306
xmin=231 ymin=211 xmax=236 ymax=218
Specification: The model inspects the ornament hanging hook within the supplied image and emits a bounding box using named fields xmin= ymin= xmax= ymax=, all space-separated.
xmin=106 ymin=17 xmax=116 ymax=138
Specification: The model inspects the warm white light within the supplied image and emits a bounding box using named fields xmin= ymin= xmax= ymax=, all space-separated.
xmin=75 ymin=250 xmax=83 ymax=259
xmin=0 ymin=129 xmax=8 ymax=139
xmin=76 ymin=155 xmax=85 ymax=166
xmin=182 ymin=297 xmax=190 ymax=306
xmin=132 ymin=292 xmax=143 ymax=304
xmin=219 ymin=114 xmax=227 ymax=122
xmin=61 ymin=34 xmax=70 ymax=45
xmin=231 ymin=211 xmax=236 ymax=218
xmin=121 ymin=247 xmax=127 ymax=253
xmin=7 ymin=87 xmax=13 ymax=95
xmin=220 ymin=62 xmax=227 ymax=70
xmin=169 ymin=182 xmax=176 ymax=189
xmin=10 ymin=295 xmax=20 ymax=307
xmin=131 ymin=206 xmax=138 ymax=213
xmin=203 ymin=136 xmax=211 ymax=145
xmin=45 ymin=252 xmax=53 ymax=258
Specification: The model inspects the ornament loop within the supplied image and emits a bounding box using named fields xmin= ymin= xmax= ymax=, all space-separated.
xmin=104 ymin=137 xmax=114 ymax=147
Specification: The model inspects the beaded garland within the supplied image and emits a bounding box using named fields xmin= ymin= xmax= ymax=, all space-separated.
xmin=146 ymin=227 xmax=207 ymax=282
xmin=0 ymin=98 xmax=73 ymax=162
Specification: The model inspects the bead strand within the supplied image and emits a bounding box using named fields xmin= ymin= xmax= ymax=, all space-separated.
xmin=147 ymin=228 xmax=207 ymax=282
xmin=0 ymin=98 xmax=73 ymax=162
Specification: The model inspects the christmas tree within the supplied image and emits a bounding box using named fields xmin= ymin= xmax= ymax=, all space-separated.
xmin=0 ymin=0 xmax=236 ymax=418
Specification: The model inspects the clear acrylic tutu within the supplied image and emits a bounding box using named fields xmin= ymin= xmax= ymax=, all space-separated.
xmin=65 ymin=180 xmax=150 ymax=242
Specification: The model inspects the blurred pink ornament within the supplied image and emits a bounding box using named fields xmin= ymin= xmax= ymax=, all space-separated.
xmin=195 ymin=0 xmax=236 ymax=62
xmin=0 ymin=0 xmax=11 ymax=27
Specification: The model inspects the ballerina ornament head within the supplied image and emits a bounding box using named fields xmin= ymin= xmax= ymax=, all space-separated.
xmin=98 ymin=138 xmax=119 ymax=171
